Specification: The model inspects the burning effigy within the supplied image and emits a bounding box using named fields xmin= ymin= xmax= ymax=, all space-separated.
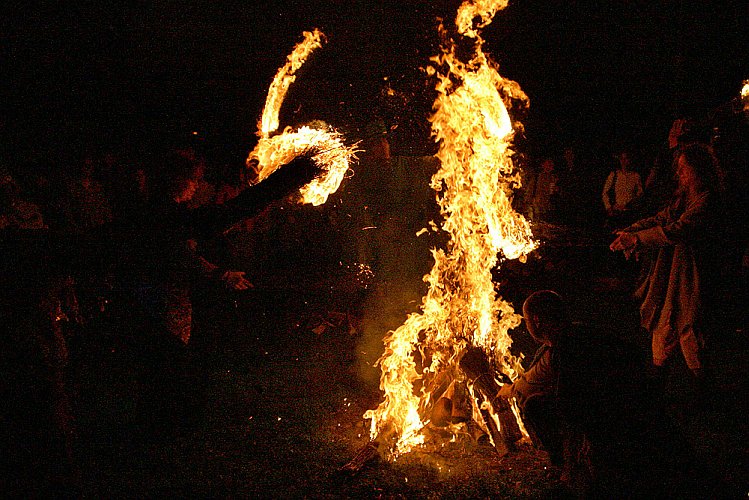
xmin=361 ymin=0 xmax=538 ymax=461
xmin=246 ymin=28 xmax=359 ymax=206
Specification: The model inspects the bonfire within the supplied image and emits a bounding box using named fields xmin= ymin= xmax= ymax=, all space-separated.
xmin=362 ymin=0 xmax=538 ymax=460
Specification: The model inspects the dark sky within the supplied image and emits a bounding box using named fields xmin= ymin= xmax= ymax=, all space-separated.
xmin=1 ymin=0 xmax=747 ymax=161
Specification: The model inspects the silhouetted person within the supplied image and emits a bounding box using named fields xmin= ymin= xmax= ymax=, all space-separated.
xmin=110 ymin=149 xmax=320 ymax=432
xmin=525 ymin=158 xmax=559 ymax=222
xmin=59 ymin=154 xmax=113 ymax=233
xmin=1 ymin=171 xmax=80 ymax=495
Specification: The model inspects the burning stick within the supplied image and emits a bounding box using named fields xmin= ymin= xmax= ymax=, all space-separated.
xmin=460 ymin=346 xmax=522 ymax=457
xmin=247 ymin=29 xmax=358 ymax=206
xmin=467 ymin=374 xmax=522 ymax=457
xmin=339 ymin=441 xmax=379 ymax=473
xmin=248 ymin=125 xmax=358 ymax=206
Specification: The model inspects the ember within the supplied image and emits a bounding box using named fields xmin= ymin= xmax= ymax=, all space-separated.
xmin=364 ymin=0 xmax=537 ymax=458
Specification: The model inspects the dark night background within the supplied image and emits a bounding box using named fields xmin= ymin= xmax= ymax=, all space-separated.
xmin=2 ymin=2 xmax=749 ymax=496
xmin=1 ymin=0 xmax=747 ymax=163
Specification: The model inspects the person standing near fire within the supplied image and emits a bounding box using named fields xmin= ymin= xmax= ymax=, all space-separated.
xmin=111 ymin=148 xmax=321 ymax=431
xmin=610 ymin=143 xmax=725 ymax=395
xmin=525 ymin=157 xmax=559 ymax=222
xmin=602 ymin=148 xmax=643 ymax=229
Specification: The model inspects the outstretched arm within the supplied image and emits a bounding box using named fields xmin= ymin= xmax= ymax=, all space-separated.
xmin=189 ymin=155 xmax=320 ymax=239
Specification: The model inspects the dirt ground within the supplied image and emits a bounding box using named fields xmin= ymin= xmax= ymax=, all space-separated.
xmin=52 ymin=240 xmax=747 ymax=499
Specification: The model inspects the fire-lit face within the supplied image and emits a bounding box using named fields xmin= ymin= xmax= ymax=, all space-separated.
xmin=522 ymin=302 xmax=546 ymax=346
xmin=522 ymin=303 xmax=538 ymax=342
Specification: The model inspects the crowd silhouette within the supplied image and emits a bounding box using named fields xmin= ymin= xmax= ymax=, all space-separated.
xmin=1 ymin=100 xmax=747 ymax=496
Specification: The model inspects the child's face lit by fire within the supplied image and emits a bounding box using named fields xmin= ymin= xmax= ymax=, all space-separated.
xmin=522 ymin=303 xmax=545 ymax=345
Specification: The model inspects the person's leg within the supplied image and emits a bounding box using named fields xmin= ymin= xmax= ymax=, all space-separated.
xmin=652 ymin=325 xmax=679 ymax=368
xmin=650 ymin=326 xmax=679 ymax=392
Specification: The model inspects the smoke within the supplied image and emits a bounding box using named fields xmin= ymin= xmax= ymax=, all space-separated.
xmin=347 ymin=156 xmax=442 ymax=387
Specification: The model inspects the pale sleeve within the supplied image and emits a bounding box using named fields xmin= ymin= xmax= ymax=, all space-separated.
xmin=634 ymin=192 xmax=712 ymax=248
xmin=509 ymin=348 xmax=556 ymax=405
xmin=625 ymin=203 xmax=672 ymax=233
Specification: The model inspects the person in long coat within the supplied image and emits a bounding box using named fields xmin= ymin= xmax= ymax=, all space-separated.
xmin=610 ymin=144 xmax=724 ymax=384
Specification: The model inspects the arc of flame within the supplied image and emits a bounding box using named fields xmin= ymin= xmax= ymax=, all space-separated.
xmin=247 ymin=29 xmax=357 ymax=206
xmin=259 ymin=29 xmax=325 ymax=138
xmin=364 ymin=0 xmax=537 ymax=458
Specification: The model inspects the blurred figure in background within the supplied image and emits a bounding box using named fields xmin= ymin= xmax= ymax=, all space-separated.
xmin=1 ymin=169 xmax=80 ymax=495
xmin=59 ymin=153 xmax=112 ymax=234
xmin=525 ymin=157 xmax=559 ymax=222
xmin=602 ymin=148 xmax=643 ymax=229
xmin=0 ymin=170 xmax=47 ymax=230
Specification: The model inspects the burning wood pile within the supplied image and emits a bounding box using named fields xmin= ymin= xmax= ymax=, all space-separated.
xmin=360 ymin=0 xmax=538 ymax=464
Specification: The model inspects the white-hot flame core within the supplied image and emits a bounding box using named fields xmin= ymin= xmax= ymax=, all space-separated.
xmin=247 ymin=29 xmax=357 ymax=206
xmin=741 ymin=80 xmax=749 ymax=112
xmin=364 ymin=0 xmax=537 ymax=458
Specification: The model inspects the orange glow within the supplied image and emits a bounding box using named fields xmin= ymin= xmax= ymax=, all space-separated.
xmin=247 ymin=29 xmax=357 ymax=206
xmin=364 ymin=0 xmax=536 ymax=458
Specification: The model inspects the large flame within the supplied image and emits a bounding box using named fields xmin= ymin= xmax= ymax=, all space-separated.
xmin=741 ymin=79 xmax=749 ymax=113
xmin=364 ymin=0 xmax=537 ymax=457
xmin=247 ymin=29 xmax=357 ymax=206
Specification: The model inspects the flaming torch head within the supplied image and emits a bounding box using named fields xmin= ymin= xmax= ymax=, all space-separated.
xmin=246 ymin=28 xmax=357 ymax=206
